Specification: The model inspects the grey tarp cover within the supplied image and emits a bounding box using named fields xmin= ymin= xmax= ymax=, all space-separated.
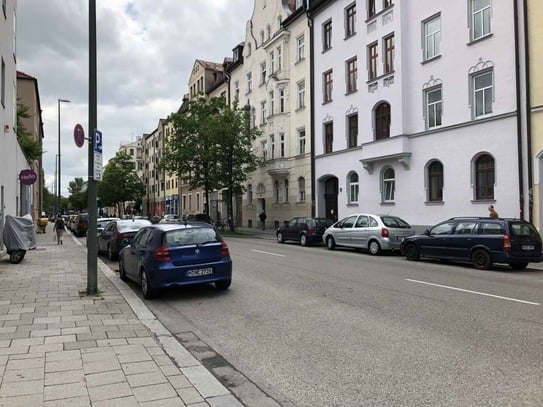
xmin=2 ymin=214 xmax=37 ymax=252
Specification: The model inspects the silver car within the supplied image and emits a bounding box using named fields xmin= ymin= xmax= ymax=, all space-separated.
xmin=322 ymin=214 xmax=415 ymax=255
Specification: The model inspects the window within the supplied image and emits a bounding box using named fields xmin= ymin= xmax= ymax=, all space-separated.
xmin=428 ymin=161 xmax=443 ymax=202
xmin=346 ymin=57 xmax=357 ymax=93
xmin=384 ymin=0 xmax=393 ymax=8
xmin=284 ymin=179 xmax=289 ymax=202
xmin=260 ymin=62 xmax=266 ymax=84
xmin=424 ymin=15 xmax=441 ymax=60
xmin=297 ymin=80 xmax=305 ymax=108
xmin=280 ymin=133 xmax=285 ymax=158
xmin=260 ymin=101 xmax=267 ymax=124
xmin=270 ymin=91 xmax=274 ymax=115
xmin=296 ymin=0 xmax=303 ymax=8
xmin=375 ymin=102 xmax=390 ymax=140
xmin=299 ymin=177 xmax=306 ymax=201
xmin=324 ymin=122 xmax=333 ymax=153
xmin=247 ymin=184 xmax=253 ymax=203
xmin=382 ymin=167 xmax=395 ymax=202
xmin=270 ymin=50 xmax=275 ymax=73
xmin=426 ymin=87 xmax=442 ymax=128
xmin=247 ymin=72 xmax=252 ymax=93
xmin=279 ymin=88 xmax=285 ymax=113
xmin=473 ymin=70 xmax=493 ymax=117
xmin=368 ymin=42 xmax=378 ymax=80
xmin=345 ymin=3 xmax=356 ymax=38
xmin=349 ymin=173 xmax=359 ymax=204
xmin=368 ymin=0 xmax=376 ymax=18
xmin=277 ymin=46 xmax=282 ymax=71
xmin=298 ymin=129 xmax=306 ymax=155
xmin=475 ymin=154 xmax=495 ymax=200
xmin=261 ymin=140 xmax=268 ymax=160
xmin=384 ymin=34 xmax=394 ymax=74
xmin=234 ymin=81 xmax=240 ymax=100
xmin=348 ymin=114 xmax=358 ymax=148
xmin=275 ymin=180 xmax=280 ymax=202
xmin=297 ymin=35 xmax=305 ymax=61
xmin=270 ymin=134 xmax=275 ymax=159
xmin=323 ymin=20 xmax=332 ymax=51
xmin=323 ymin=70 xmax=333 ymax=103
xmin=471 ymin=0 xmax=491 ymax=40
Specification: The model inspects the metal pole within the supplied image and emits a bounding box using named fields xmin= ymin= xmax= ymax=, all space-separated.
xmin=87 ymin=0 xmax=98 ymax=295
xmin=57 ymin=99 xmax=70 ymax=215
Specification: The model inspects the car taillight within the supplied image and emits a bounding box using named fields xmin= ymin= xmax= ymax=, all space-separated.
xmin=503 ymin=235 xmax=511 ymax=252
xmin=221 ymin=241 xmax=230 ymax=257
xmin=117 ymin=233 xmax=128 ymax=241
xmin=308 ymin=227 xmax=316 ymax=234
xmin=154 ymin=246 xmax=171 ymax=262
xmin=381 ymin=228 xmax=389 ymax=237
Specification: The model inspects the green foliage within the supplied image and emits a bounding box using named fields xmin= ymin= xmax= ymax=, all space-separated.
xmin=16 ymin=101 xmax=42 ymax=161
xmin=98 ymin=150 xmax=145 ymax=215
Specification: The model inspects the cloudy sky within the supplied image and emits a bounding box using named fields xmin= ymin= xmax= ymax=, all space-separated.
xmin=17 ymin=0 xmax=253 ymax=197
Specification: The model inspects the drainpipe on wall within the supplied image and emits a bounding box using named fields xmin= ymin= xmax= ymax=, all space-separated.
xmin=307 ymin=6 xmax=316 ymax=217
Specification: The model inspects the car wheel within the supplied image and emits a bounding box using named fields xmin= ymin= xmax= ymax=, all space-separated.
xmin=108 ymin=245 xmax=117 ymax=261
xmin=368 ymin=240 xmax=381 ymax=255
xmin=215 ymin=279 xmax=231 ymax=290
xmin=119 ymin=257 xmax=128 ymax=282
xmin=277 ymin=232 xmax=285 ymax=243
xmin=404 ymin=243 xmax=419 ymax=261
xmin=326 ymin=236 xmax=336 ymax=250
xmin=509 ymin=262 xmax=528 ymax=270
xmin=300 ymin=234 xmax=308 ymax=247
xmin=141 ymin=269 xmax=156 ymax=299
xmin=471 ymin=249 xmax=492 ymax=270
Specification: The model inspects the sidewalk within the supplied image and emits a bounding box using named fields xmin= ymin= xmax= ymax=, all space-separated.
xmin=0 ymin=226 xmax=244 ymax=406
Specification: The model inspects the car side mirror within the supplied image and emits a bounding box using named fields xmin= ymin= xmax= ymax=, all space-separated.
xmin=424 ymin=229 xmax=431 ymax=235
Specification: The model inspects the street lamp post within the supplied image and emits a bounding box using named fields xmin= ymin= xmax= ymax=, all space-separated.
xmin=57 ymin=98 xmax=71 ymax=215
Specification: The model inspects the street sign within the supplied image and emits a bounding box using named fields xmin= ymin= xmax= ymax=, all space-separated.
xmin=74 ymin=124 xmax=85 ymax=148
xmin=19 ymin=169 xmax=37 ymax=185
xmin=93 ymin=129 xmax=103 ymax=181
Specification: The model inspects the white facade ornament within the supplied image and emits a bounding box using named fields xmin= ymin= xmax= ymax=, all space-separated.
xmin=368 ymin=82 xmax=378 ymax=93
xmin=468 ymin=58 xmax=494 ymax=74
xmin=383 ymin=75 xmax=395 ymax=87
xmin=382 ymin=10 xmax=393 ymax=25
xmin=422 ymin=75 xmax=443 ymax=89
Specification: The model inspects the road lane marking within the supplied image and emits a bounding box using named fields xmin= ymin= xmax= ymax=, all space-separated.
xmin=251 ymin=249 xmax=286 ymax=257
xmin=406 ymin=279 xmax=540 ymax=306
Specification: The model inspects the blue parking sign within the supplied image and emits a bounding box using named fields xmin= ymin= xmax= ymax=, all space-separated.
xmin=94 ymin=130 xmax=103 ymax=153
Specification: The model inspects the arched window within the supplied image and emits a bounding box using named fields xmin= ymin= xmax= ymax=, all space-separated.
xmin=428 ymin=161 xmax=443 ymax=202
xmin=247 ymin=184 xmax=253 ymax=204
xmin=275 ymin=180 xmax=280 ymax=202
xmin=375 ymin=102 xmax=391 ymax=140
xmin=348 ymin=172 xmax=359 ymax=204
xmin=298 ymin=177 xmax=306 ymax=201
xmin=475 ymin=154 xmax=495 ymax=199
xmin=284 ymin=179 xmax=289 ymax=202
xmin=382 ymin=167 xmax=395 ymax=202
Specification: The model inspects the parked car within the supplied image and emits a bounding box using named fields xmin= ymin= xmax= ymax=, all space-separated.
xmin=97 ymin=218 xmax=152 ymax=260
xmin=73 ymin=213 xmax=89 ymax=237
xmin=276 ymin=217 xmax=334 ymax=246
xmin=185 ymin=213 xmax=212 ymax=224
xmin=400 ymin=216 xmax=543 ymax=270
xmin=322 ymin=213 xmax=415 ymax=255
xmin=159 ymin=214 xmax=179 ymax=224
xmin=118 ymin=222 xmax=232 ymax=299
xmin=86 ymin=217 xmax=121 ymax=245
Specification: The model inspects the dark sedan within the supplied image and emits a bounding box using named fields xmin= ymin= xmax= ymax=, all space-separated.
xmin=118 ymin=222 xmax=232 ymax=299
xmin=97 ymin=219 xmax=152 ymax=260
xmin=276 ymin=217 xmax=334 ymax=246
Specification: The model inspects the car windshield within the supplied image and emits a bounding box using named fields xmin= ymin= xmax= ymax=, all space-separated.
xmin=118 ymin=220 xmax=151 ymax=232
xmin=315 ymin=218 xmax=333 ymax=227
xmin=509 ymin=222 xmax=541 ymax=238
xmin=164 ymin=227 xmax=219 ymax=247
xmin=380 ymin=216 xmax=411 ymax=228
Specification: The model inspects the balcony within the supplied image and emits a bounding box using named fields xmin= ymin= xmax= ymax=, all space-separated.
xmin=266 ymin=158 xmax=289 ymax=176
xmin=360 ymin=135 xmax=411 ymax=174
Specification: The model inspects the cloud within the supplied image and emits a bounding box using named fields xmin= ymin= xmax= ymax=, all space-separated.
xmin=17 ymin=0 xmax=252 ymax=197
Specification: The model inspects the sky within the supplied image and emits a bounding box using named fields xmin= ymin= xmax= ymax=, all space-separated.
xmin=16 ymin=0 xmax=253 ymax=198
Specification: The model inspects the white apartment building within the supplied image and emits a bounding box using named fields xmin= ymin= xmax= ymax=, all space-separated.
xmin=311 ymin=0 xmax=527 ymax=229
xmin=232 ymin=0 xmax=312 ymax=229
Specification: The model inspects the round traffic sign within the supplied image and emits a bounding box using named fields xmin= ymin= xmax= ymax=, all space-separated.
xmin=74 ymin=124 xmax=85 ymax=148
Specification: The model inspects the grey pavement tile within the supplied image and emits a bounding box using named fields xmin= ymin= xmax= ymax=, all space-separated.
xmin=96 ymin=338 xmax=129 ymax=347
xmin=45 ymin=358 xmax=83 ymax=373
xmin=47 ymin=322 xmax=77 ymax=330
xmin=62 ymin=327 xmax=91 ymax=335
xmin=0 ymin=379 xmax=43 ymax=397
xmin=0 ymin=355 xmax=7 ymax=366
xmin=153 ymin=354 xmax=175 ymax=367
xmin=46 ymin=311 xmax=74 ymax=317
xmin=45 ymin=369 xmax=85 ymax=386
xmin=132 ymin=382 xmax=178 ymax=403
xmin=43 ymin=381 xmax=88 ymax=401
xmin=159 ymin=364 xmax=183 ymax=377
xmin=140 ymin=397 xmax=187 ymax=407
xmin=30 ymin=328 xmax=61 ymax=337
xmin=43 ymin=395 xmax=91 ymax=406
xmin=167 ymin=375 xmax=192 ymax=390
xmin=92 ymin=395 xmax=138 ymax=407
xmin=118 ymin=351 xmax=153 ymax=364
xmin=106 ymin=330 xmax=138 ymax=339
xmin=103 ymin=318 xmax=130 ymax=326
xmin=136 ymin=329 xmax=153 ymax=337
xmin=34 ymin=317 xmax=61 ymax=324
xmin=0 ymin=393 xmax=43 ymax=406
xmin=81 ymin=349 xmax=116 ymax=363
xmin=3 ymin=367 xmax=44 ymax=382
xmin=29 ymin=343 xmax=64 ymax=354
xmin=62 ymin=315 xmax=88 ymax=323
xmin=46 ymin=349 xmax=81 ymax=362
xmin=63 ymin=340 xmax=97 ymax=351
xmin=7 ymin=307 xmax=36 ymax=314
xmin=76 ymin=332 xmax=107 ymax=341
xmin=146 ymin=346 xmax=166 ymax=356
xmin=6 ymin=356 xmax=45 ymax=370
xmin=44 ymin=334 xmax=77 ymax=344
xmin=83 ymin=357 xmax=121 ymax=375
xmin=175 ymin=387 xmax=204 ymax=405
xmin=206 ymin=395 xmax=245 ymax=407
xmin=126 ymin=371 xmax=168 ymax=388
xmin=0 ymin=315 xmax=22 ymax=322
xmin=0 ymin=332 xmax=29 ymax=341
xmin=0 ymin=327 xmax=17 ymax=334
xmin=122 ymin=361 xmax=161 ymax=375
xmin=113 ymin=344 xmax=144 ymax=355
xmin=85 ymin=370 xmax=126 ymax=388
xmin=88 ymin=381 xmax=133 ymax=403
xmin=128 ymin=338 xmax=159 ymax=347
xmin=0 ymin=341 xmax=10 ymax=348
xmin=181 ymin=366 xmax=229 ymax=399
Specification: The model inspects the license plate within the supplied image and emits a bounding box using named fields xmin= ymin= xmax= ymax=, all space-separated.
xmin=187 ymin=268 xmax=213 ymax=277
xmin=522 ymin=245 xmax=535 ymax=251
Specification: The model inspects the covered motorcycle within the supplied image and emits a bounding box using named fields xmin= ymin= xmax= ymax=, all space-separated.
xmin=2 ymin=214 xmax=36 ymax=263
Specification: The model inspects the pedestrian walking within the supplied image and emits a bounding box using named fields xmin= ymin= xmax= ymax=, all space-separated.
xmin=259 ymin=211 xmax=267 ymax=230
xmin=488 ymin=205 xmax=499 ymax=218
xmin=53 ymin=214 xmax=66 ymax=245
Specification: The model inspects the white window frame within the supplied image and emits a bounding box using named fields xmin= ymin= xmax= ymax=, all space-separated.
xmin=472 ymin=70 xmax=493 ymax=118
xmin=269 ymin=91 xmax=274 ymax=116
xmin=279 ymin=88 xmax=285 ymax=113
xmin=280 ymin=133 xmax=285 ymax=158
xmin=270 ymin=134 xmax=275 ymax=159
xmin=270 ymin=50 xmax=275 ymax=73
xmin=345 ymin=3 xmax=356 ymax=38
xmin=424 ymin=15 xmax=441 ymax=60
xmin=297 ymin=35 xmax=305 ymax=62
xmin=297 ymin=80 xmax=305 ymax=108
xmin=298 ymin=128 xmax=306 ymax=155
xmin=349 ymin=173 xmax=359 ymax=204
xmin=298 ymin=177 xmax=306 ymax=202
xmin=471 ymin=0 xmax=491 ymax=41
xmin=382 ymin=167 xmax=395 ymax=202
xmin=246 ymin=72 xmax=252 ymax=93
xmin=260 ymin=101 xmax=267 ymax=124
xmin=426 ymin=86 xmax=442 ymax=128
xmin=260 ymin=62 xmax=267 ymax=85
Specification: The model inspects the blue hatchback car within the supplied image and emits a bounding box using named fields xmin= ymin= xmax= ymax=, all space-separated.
xmin=118 ymin=222 xmax=232 ymax=299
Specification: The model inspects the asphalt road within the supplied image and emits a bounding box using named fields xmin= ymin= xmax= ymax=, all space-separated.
xmin=102 ymin=236 xmax=543 ymax=407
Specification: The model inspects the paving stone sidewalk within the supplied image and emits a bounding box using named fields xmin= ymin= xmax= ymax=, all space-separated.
xmin=0 ymin=226 xmax=243 ymax=406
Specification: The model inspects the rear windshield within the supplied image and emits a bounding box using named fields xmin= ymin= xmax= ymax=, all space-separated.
xmin=509 ymin=222 xmax=541 ymax=239
xmin=380 ymin=216 xmax=411 ymax=228
xmin=314 ymin=218 xmax=334 ymax=227
xmin=164 ymin=227 xmax=220 ymax=247
xmin=118 ymin=220 xmax=151 ymax=232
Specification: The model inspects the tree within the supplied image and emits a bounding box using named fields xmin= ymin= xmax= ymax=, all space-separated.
xmin=68 ymin=177 xmax=87 ymax=212
xmin=161 ymin=97 xmax=261 ymax=230
xmin=16 ymin=101 xmax=42 ymax=161
xmin=98 ymin=151 xmax=145 ymax=217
